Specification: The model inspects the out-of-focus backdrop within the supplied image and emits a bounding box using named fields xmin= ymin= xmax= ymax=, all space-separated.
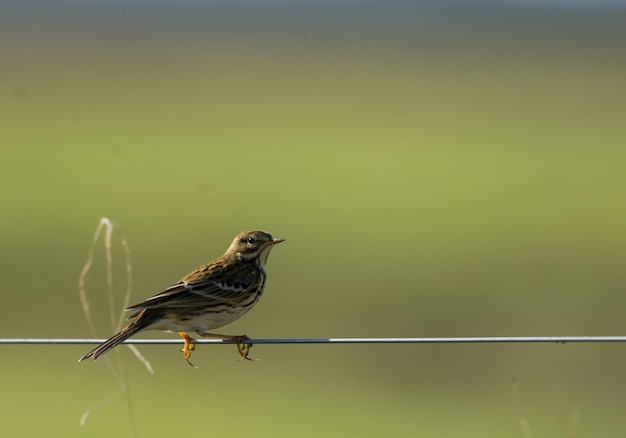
xmin=2 ymin=1 xmax=626 ymax=436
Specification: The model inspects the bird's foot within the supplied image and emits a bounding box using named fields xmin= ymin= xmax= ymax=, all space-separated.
xmin=233 ymin=335 xmax=257 ymax=361
xmin=179 ymin=332 xmax=197 ymax=366
xmin=199 ymin=332 xmax=258 ymax=361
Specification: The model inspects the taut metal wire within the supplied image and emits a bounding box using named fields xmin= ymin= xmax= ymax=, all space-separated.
xmin=2 ymin=336 xmax=626 ymax=345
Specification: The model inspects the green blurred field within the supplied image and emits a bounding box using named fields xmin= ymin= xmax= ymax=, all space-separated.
xmin=2 ymin=2 xmax=626 ymax=437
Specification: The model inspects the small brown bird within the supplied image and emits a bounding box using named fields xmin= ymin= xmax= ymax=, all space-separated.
xmin=79 ymin=230 xmax=284 ymax=364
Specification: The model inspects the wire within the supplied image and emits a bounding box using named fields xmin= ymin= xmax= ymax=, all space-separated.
xmin=2 ymin=336 xmax=626 ymax=345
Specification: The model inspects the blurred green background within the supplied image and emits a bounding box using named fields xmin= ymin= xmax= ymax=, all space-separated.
xmin=2 ymin=1 xmax=626 ymax=436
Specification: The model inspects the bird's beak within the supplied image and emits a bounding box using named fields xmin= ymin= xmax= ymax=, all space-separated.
xmin=266 ymin=237 xmax=285 ymax=246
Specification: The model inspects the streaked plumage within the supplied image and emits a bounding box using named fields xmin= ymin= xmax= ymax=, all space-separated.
xmin=79 ymin=230 xmax=284 ymax=364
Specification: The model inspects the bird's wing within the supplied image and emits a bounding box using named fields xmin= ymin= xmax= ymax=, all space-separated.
xmin=125 ymin=264 xmax=256 ymax=312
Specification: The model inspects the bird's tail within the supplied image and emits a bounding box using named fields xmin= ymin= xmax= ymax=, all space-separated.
xmin=78 ymin=309 xmax=154 ymax=362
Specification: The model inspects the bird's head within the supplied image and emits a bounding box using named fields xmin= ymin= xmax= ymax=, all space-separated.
xmin=227 ymin=230 xmax=284 ymax=265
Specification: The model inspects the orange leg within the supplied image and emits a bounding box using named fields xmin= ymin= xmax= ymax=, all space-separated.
xmin=179 ymin=332 xmax=197 ymax=366
xmin=200 ymin=333 xmax=256 ymax=361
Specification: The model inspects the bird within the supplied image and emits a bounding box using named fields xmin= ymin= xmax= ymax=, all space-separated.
xmin=79 ymin=230 xmax=284 ymax=365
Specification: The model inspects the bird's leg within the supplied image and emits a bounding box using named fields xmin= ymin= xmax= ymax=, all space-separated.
xmin=199 ymin=333 xmax=256 ymax=361
xmin=179 ymin=332 xmax=197 ymax=366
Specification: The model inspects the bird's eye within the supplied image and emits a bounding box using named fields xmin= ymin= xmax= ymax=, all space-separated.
xmin=245 ymin=237 xmax=256 ymax=244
